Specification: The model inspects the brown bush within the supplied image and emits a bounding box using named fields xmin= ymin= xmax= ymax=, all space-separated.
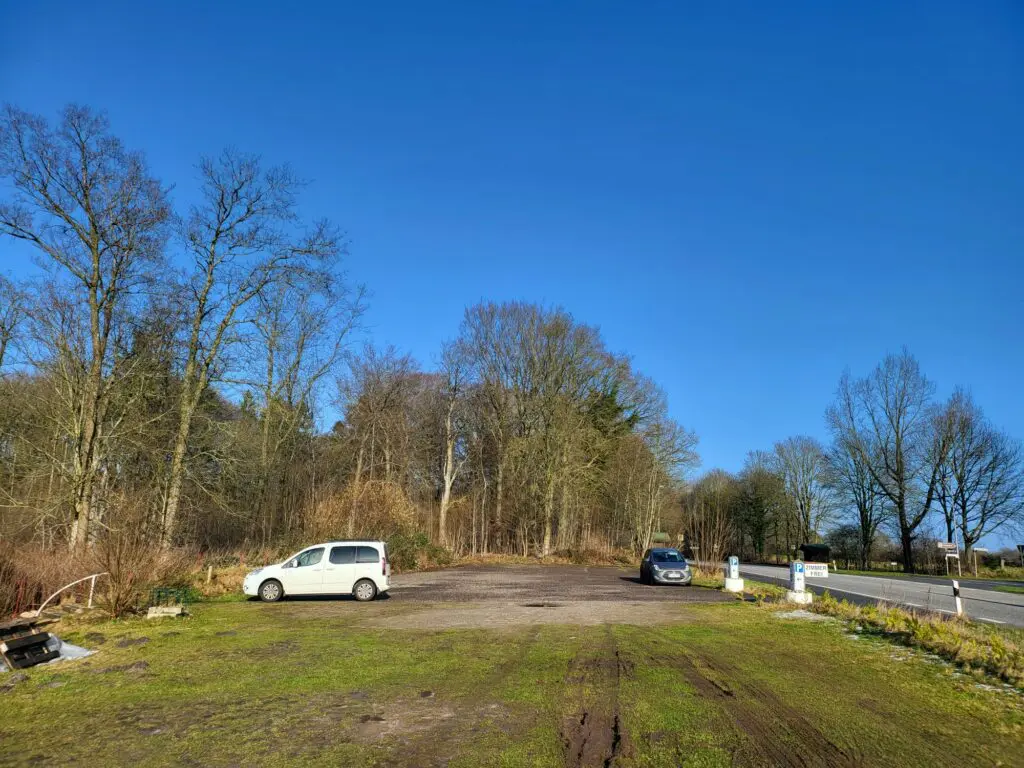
xmin=304 ymin=481 xmax=417 ymax=542
xmin=88 ymin=502 xmax=195 ymax=618
xmin=0 ymin=540 xmax=95 ymax=617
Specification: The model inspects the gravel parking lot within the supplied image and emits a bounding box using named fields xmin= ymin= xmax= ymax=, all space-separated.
xmin=355 ymin=565 xmax=734 ymax=629
xmin=390 ymin=564 xmax=730 ymax=604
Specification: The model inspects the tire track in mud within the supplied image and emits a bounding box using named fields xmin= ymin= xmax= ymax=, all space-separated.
xmin=561 ymin=626 xmax=633 ymax=768
xmin=647 ymin=640 xmax=860 ymax=767
xmin=375 ymin=626 xmax=545 ymax=767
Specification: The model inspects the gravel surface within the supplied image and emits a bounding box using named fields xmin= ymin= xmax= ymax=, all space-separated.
xmin=355 ymin=564 xmax=736 ymax=629
xmin=390 ymin=564 xmax=732 ymax=604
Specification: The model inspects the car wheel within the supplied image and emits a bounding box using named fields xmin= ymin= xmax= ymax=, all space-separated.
xmin=354 ymin=579 xmax=377 ymax=602
xmin=259 ymin=579 xmax=283 ymax=602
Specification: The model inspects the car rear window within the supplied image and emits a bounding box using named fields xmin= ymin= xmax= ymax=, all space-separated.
xmin=329 ymin=546 xmax=356 ymax=564
xmin=356 ymin=545 xmax=379 ymax=563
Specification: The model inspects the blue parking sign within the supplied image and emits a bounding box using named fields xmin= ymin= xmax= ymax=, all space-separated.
xmin=794 ymin=562 xmax=805 ymax=573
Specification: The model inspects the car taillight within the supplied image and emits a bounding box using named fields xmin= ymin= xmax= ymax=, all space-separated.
xmin=382 ymin=555 xmax=387 ymax=576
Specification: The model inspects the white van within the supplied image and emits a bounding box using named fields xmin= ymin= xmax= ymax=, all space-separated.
xmin=242 ymin=540 xmax=391 ymax=602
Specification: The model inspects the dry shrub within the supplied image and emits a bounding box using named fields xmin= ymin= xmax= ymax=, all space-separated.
xmin=0 ymin=541 xmax=95 ymax=617
xmin=304 ymin=480 xmax=417 ymax=542
xmin=0 ymin=503 xmax=196 ymax=619
xmin=551 ymin=548 xmax=636 ymax=567
xmin=86 ymin=499 xmax=195 ymax=617
xmin=386 ymin=532 xmax=452 ymax=572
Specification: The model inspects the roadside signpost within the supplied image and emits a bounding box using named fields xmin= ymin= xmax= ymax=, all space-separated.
xmin=724 ymin=555 xmax=744 ymax=593
xmin=972 ymin=547 xmax=989 ymax=577
xmin=785 ymin=561 xmax=813 ymax=605
xmin=804 ymin=563 xmax=829 ymax=579
xmin=937 ymin=541 xmax=962 ymax=577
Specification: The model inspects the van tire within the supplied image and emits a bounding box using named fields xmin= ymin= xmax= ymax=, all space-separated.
xmin=353 ymin=579 xmax=377 ymax=602
xmin=259 ymin=579 xmax=283 ymax=602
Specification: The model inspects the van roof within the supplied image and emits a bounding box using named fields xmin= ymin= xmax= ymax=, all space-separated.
xmin=315 ymin=540 xmax=385 ymax=546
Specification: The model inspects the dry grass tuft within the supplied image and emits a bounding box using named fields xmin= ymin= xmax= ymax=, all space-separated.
xmin=814 ymin=592 xmax=1024 ymax=686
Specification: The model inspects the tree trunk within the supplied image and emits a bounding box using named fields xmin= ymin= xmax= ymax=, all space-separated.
xmin=494 ymin=454 xmax=504 ymax=551
xmin=899 ymin=524 xmax=914 ymax=573
xmin=438 ymin=401 xmax=457 ymax=548
xmin=348 ymin=440 xmax=365 ymax=537
xmin=541 ymin=472 xmax=555 ymax=556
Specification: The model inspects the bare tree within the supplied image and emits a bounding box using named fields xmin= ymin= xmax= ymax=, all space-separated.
xmin=0 ymin=105 xmax=170 ymax=549
xmin=159 ymin=149 xmax=344 ymax=544
xmin=683 ymin=470 xmax=738 ymax=569
xmin=772 ymin=436 xmax=834 ymax=544
xmin=0 ymin=273 xmax=25 ymax=369
xmin=338 ymin=345 xmax=421 ymax=536
xmin=435 ymin=343 xmax=467 ymax=547
xmin=826 ymin=377 xmax=887 ymax=569
xmin=735 ymin=461 xmax=789 ymax=562
xmin=248 ymin=269 xmax=363 ymax=542
xmin=936 ymin=390 xmax=1024 ymax=560
xmin=828 ymin=352 xmax=952 ymax=572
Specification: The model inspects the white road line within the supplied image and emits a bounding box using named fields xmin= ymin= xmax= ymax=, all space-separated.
xmin=740 ymin=567 xmax=1017 ymax=625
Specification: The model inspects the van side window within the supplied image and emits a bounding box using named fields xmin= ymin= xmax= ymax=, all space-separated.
xmin=330 ymin=546 xmax=356 ymax=565
xmin=296 ymin=548 xmax=324 ymax=567
xmin=356 ymin=546 xmax=379 ymax=563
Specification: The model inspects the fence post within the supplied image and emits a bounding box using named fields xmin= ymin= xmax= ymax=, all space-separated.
xmin=87 ymin=574 xmax=97 ymax=609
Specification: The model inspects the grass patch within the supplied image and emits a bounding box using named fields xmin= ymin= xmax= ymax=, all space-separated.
xmin=1 ymin=601 xmax=1021 ymax=766
xmin=812 ymin=591 xmax=1024 ymax=686
xmin=834 ymin=566 xmax=1024 ymax=582
xmin=994 ymin=585 xmax=1024 ymax=594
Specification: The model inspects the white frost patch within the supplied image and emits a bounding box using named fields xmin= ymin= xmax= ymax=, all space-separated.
xmin=773 ymin=609 xmax=835 ymax=622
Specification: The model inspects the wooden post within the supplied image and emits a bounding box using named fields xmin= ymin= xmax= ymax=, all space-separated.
xmin=206 ymin=565 xmax=213 ymax=585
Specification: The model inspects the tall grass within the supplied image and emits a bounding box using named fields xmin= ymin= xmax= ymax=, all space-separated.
xmin=814 ymin=592 xmax=1024 ymax=686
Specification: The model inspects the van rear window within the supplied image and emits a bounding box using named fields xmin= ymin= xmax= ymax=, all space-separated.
xmin=329 ymin=546 xmax=356 ymax=564
xmin=356 ymin=546 xmax=379 ymax=563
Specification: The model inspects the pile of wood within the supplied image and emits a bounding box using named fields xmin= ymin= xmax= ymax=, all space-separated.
xmin=0 ymin=616 xmax=58 ymax=670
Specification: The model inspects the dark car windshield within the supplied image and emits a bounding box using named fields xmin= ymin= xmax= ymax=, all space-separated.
xmin=652 ymin=551 xmax=684 ymax=563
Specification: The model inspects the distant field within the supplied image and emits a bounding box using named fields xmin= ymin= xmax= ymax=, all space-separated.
xmin=2 ymin=593 xmax=1022 ymax=767
xmin=834 ymin=567 xmax=1024 ymax=582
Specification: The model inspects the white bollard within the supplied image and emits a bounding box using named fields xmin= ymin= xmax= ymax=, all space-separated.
xmin=786 ymin=560 xmax=813 ymax=605
xmin=723 ymin=555 xmax=744 ymax=593
xmin=952 ymin=580 xmax=964 ymax=617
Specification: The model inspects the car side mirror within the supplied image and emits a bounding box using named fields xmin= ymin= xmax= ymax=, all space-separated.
xmin=284 ymin=560 xmax=296 ymax=569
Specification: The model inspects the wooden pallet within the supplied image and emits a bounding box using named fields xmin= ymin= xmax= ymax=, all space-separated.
xmin=1 ymin=632 xmax=58 ymax=669
xmin=0 ymin=617 xmax=61 ymax=670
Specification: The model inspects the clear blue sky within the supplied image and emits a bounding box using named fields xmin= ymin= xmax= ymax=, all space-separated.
xmin=2 ymin=2 xmax=1022 ymax=492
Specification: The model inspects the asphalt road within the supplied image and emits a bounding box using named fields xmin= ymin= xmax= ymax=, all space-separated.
xmin=739 ymin=563 xmax=1024 ymax=627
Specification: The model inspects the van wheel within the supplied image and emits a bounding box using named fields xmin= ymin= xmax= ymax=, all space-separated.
xmin=354 ymin=579 xmax=377 ymax=602
xmin=259 ymin=579 xmax=283 ymax=602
